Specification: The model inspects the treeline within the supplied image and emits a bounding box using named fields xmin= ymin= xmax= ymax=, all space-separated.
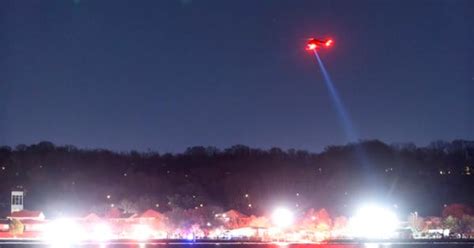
xmin=0 ymin=140 xmax=472 ymax=218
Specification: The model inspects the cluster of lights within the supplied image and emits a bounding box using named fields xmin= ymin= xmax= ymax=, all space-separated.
xmin=42 ymin=219 xmax=160 ymax=244
xmin=306 ymin=38 xmax=333 ymax=51
xmin=38 ymin=202 xmax=402 ymax=243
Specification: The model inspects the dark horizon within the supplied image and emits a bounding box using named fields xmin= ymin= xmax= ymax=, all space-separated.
xmin=2 ymin=138 xmax=474 ymax=154
xmin=1 ymin=139 xmax=473 ymax=218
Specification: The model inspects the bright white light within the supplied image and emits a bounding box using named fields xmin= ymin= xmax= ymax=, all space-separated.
xmin=365 ymin=244 xmax=381 ymax=248
xmin=349 ymin=204 xmax=399 ymax=239
xmin=272 ymin=207 xmax=294 ymax=228
xmin=229 ymin=227 xmax=257 ymax=238
xmin=132 ymin=224 xmax=153 ymax=241
xmin=43 ymin=218 xmax=85 ymax=247
xmin=91 ymin=222 xmax=113 ymax=241
xmin=186 ymin=233 xmax=194 ymax=240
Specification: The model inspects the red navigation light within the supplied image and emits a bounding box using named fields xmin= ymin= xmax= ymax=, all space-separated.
xmin=325 ymin=39 xmax=333 ymax=47
xmin=306 ymin=43 xmax=317 ymax=51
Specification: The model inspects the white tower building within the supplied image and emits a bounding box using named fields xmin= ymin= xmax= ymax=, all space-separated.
xmin=11 ymin=191 xmax=24 ymax=213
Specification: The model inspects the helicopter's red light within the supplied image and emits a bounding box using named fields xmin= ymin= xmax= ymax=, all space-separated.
xmin=307 ymin=43 xmax=317 ymax=51
xmin=325 ymin=39 xmax=333 ymax=47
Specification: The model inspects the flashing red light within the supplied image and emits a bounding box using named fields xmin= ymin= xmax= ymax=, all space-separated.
xmin=325 ymin=39 xmax=333 ymax=47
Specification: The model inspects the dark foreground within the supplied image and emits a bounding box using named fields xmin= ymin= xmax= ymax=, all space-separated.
xmin=0 ymin=240 xmax=473 ymax=248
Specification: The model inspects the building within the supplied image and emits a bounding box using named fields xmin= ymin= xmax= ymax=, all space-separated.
xmin=83 ymin=213 xmax=102 ymax=223
xmin=7 ymin=210 xmax=47 ymax=236
xmin=7 ymin=210 xmax=45 ymax=221
xmin=139 ymin=209 xmax=165 ymax=220
xmin=11 ymin=191 xmax=24 ymax=213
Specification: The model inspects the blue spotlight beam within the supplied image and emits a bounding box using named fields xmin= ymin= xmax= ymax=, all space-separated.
xmin=313 ymin=50 xmax=358 ymax=142
xmin=312 ymin=50 xmax=377 ymax=187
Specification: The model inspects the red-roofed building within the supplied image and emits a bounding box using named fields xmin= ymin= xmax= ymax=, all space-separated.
xmin=140 ymin=209 xmax=164 ymax=219
xmin=7 ymin=210 xmax=45 ymax=221
xmin=7 ymin=211 xmax=47 ymax=237
xmin=135 ymin=209 xmax=167 ymax=232
xmin=215 ymin=209 xmax=251 ymax=229
xmin=83 ymin=213 xmax=101 ymax=223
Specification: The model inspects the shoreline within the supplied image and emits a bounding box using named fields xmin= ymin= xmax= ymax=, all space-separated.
xmin=0 ymin=239 xmax=472 ymax=245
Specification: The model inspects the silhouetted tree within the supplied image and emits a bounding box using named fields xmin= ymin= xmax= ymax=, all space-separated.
xmin=0 ymin=140 xmax=471 ymax=218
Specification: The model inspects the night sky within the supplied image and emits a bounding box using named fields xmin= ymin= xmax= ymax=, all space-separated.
xmin=1 ymin=0 xmax=473 ymax=152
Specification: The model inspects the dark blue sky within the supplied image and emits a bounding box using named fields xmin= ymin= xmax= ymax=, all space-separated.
xmin=1 ymin=0 xmax=473 ymax=152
